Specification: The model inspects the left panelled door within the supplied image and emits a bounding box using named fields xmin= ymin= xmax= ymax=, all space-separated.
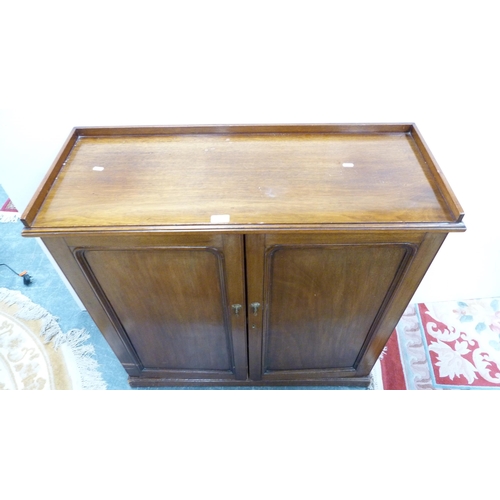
xmin=64 ymin=233 xmax=248 ymax=384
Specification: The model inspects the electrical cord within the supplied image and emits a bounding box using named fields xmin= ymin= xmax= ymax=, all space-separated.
xmin=0 ymin=263 xmax=33 ymax=285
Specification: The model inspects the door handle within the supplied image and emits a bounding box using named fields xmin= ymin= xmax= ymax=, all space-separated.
xmin=232 ymin=304 xmax=242 ymax=316
xmin=250 ymin=302 xmax=261 ymax=316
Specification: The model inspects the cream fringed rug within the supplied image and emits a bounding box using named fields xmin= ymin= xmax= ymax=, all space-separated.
xmin=0 ymin=288 xmax=106 ymax=390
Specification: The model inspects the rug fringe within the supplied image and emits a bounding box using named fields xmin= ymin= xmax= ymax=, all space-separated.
xmin=60 ymin=328 xmax=107 ymax=390
xmin=0 ymin=287 xmax=107 ymax=390
xmin=0 ymin=212 xmax=19 ymax=223
xmin=1 ymin=288 xmax=62 ymax=341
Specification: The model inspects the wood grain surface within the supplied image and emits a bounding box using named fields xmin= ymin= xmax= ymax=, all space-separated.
xmin=22 ymin=124 xmax=464 ymax=231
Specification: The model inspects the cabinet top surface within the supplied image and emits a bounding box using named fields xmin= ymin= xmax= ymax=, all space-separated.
xmin=23 ymin=124 xmax=464 ymax=231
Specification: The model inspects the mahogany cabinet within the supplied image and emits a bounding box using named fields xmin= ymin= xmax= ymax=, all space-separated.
xmin=21 ymin=124 xmax=465 ymax=387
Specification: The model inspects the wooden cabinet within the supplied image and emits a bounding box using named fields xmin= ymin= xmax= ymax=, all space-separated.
xmin=21 ymin=124 xmax=465 ymax=387
xmin=64 ymin=233 xmax=249 ymax=383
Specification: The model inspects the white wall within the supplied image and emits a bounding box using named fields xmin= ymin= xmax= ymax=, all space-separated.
xmin=1 ymin=1 xmax=498 ymax=304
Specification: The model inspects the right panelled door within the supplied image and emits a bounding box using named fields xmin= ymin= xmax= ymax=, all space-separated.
xmin=246 ymin=233 xmax=419 ymax=382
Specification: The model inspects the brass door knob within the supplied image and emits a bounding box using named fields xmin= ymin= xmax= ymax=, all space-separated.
xmin=250 ymin=302 xmax=261 ymax=316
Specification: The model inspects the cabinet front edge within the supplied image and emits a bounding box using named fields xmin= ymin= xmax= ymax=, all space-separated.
xmin=21 ymin=221 xmax=467 ymax=238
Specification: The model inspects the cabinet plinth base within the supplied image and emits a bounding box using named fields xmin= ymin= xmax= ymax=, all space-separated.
xmin=128 ymin=376 xmax=372 ymax=388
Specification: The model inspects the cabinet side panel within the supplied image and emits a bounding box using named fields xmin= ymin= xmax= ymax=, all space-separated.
xmin=264 ymin=244 xmax=410 ymax=372
xmin=82 ymin=248 xmax=233 ymax=372
xmin=356 ymin=232 xmax=448 ymax=375
xmin=41 ymin=237 xmax=142 ymax=375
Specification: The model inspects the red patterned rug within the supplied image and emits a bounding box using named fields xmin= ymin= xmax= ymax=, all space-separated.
xmin=378 ymin=298 xmax=500 ymax=390
xmin=0 ymin=197 xmax=19 ymax=222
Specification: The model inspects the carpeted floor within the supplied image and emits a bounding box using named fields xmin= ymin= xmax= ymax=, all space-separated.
xmin=1 ymin=186 xmax=131 ymax=389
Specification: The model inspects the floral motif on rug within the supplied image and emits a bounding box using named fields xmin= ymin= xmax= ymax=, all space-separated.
xmin=420 ymin=299 xmax=500 ymax=387
xmin=0 ymin=288 xmax=106 ymax=390
xmin=379 ymin=298 xmax=500 ymax=389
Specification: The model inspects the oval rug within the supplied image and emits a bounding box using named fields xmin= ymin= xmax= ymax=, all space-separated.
xmin=0 ymin=288 xmax=106 ymax=390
